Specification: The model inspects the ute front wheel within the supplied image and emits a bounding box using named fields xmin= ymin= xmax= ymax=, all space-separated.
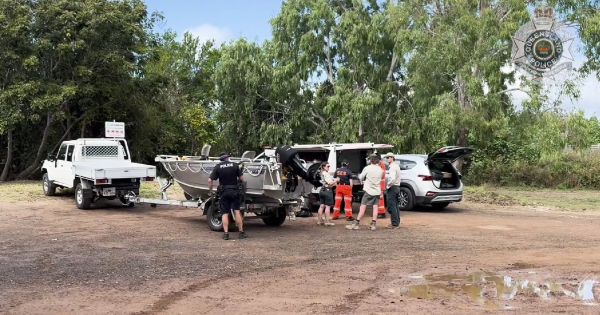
xmin=75 ymin=183 xmax=92 ymax=210
xmin=42 ymin=173 xmax=56 ymax=196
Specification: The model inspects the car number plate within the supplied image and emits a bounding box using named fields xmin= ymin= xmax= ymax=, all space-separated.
xmin=103 ymin=187 xmax=116 ymax=196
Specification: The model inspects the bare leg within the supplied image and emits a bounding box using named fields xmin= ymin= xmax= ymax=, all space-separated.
xmin=356 ymin=204 xmax=367 ymax=221
xmin=222 ymin=213 xmax=229 ymax=233
xmin=233 ymin=210 xmax=243 ymax=231
xmin=372 ymin=205 xmax=379 ymax=221
xmin=317 ymin=204 xmax=325 ymax=225
xmin=325 ymin=205 xmax=331 ymax=220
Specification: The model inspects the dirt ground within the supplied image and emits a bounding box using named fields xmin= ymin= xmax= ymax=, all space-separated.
xmin=1 ymin=181 xmax=600 ymax=314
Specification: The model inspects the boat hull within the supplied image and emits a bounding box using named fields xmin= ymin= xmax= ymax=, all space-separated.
xmin=158 ymin=159 xmax=304 ymax=203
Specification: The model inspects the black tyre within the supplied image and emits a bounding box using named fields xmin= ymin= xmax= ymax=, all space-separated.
xmin=206 ymin=201 xmax=224 ymax=231
xmin=75 ymin=183 xmax=92 ymax=210
xmin=431 ymin=202 xmax=450 ymax=210
xmin=205 ymin=200 xmax=237 ymax=232
xmin=42 ymin=173 xmax=56 ymax=196
xmin=262 ymin=207 xmax=287 ymax=227
xmin=398 ymin=186 xmax=414 ymax=211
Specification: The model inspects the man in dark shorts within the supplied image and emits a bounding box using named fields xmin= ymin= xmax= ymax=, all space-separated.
xmin=332 ymin=159 xmax=354 ymax=221
xmin=208 ymin=152 xmax=247 ymax=240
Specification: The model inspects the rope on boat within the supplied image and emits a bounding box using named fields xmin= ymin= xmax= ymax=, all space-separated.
xmin=175 ymin=163 xmax=188 ymax=172
xmin=186 ymin=163 xmax=202 ymax=173
xmin=243 ymin=165 xmax=265 ymax=177
xmin=199 ymin=164 xmax=213 ymax=174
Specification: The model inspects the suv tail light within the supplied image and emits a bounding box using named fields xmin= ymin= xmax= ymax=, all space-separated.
xmin=142 ymin=177 xmax=155 ymax=182
xmin=418 ymin=175 xmax=433 ymax=181
xmin=95 ymin=179 xmax=109 ymax=184
xmin=426 ymin=191 xmax=437 ymax=197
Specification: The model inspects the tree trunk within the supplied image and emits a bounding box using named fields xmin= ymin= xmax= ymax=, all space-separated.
xmin=49 ymin=115 xmax=85 ymax=156
xmin=455 ymin=74 xmax=470 ymax=172
xmin=358 ymin=119 xmax=364 ymax=142
xmin=17 ymin=113 xmax=54 ymax=179
xmin=0 ymin=130 xmax=14 ymax=181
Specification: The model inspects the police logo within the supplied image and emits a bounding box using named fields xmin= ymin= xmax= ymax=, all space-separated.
xmin=511 ymin=1 xmax=575 ymax=83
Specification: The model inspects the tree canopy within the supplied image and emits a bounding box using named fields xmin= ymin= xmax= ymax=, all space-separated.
xmin=1 ymin=0 xmax=599 ymax=187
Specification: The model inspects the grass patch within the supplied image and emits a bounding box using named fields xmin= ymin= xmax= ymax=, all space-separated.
xmin=0 ymin=180 xmax=185 ymax=202
xmin=465 ymin=185 xmax=600 ymax=211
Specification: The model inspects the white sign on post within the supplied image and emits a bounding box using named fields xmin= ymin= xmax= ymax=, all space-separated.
xmin=105 ymin=121 xmax=125 ymax=138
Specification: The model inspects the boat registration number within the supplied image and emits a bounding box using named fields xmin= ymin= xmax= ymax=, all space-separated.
xmin=103 ymin=187 xmax=116 ymax=196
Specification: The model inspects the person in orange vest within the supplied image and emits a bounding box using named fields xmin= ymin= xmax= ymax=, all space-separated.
xmin=332 ymin=159 xmax=354 ymax=221
xmin=377 ymin=153 xmax=387 ymax=219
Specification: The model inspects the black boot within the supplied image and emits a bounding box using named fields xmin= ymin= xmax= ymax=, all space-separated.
xmin=377 ymin=213 xmax=386 ymax=219
xmin=222 ymin=232 xmax=229 ymax=240
xmin=238 ymin=231 xmax=248 ymax=239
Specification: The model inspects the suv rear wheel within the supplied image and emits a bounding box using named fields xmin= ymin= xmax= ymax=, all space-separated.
xmin=398 ymin=187 xmax=414 ymax=211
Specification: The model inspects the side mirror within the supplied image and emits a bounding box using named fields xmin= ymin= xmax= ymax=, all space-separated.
xmin=47 ymin=154 xmax=55 ymax=162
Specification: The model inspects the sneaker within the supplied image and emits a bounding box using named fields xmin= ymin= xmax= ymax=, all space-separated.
xmin=386 ymin=224 xmax=400 ymax=229
xmin=368 ymin=223 xmax=377 ymax=231
xmin=324 ymin=219 xmax=335 ymax=226
xmin=345 ymin=220 xmax=360 ymax=230
xmin=222 ymin=233 xmax=230 ymax=240
xmin=316 ymin=218 xmax=324 ymax=226
xmin=238 ymin=231 xmax=248 ymax=239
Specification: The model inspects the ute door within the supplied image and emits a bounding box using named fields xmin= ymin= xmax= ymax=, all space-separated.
xmin=426 ymin=146 xmax=474 ymax=163
xmin=53 ymin=144 xmax=69 ymax=185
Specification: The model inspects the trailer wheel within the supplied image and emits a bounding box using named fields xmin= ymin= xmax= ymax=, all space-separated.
xmin=206 ymin=201 xmax=224 ymax=231
xmin=262 ymin=207 xmax=287 ymax=227
xmin=75 ymin=183 xmax=92 ymax=210
xmin=42 ymin=173 xmax=56 ymax=196
xmin=118 ymin=196 xmax=135 ymax=208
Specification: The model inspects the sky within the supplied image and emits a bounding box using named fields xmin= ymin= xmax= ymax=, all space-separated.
xmin=143 ymin=0 xmax=599 ymax=118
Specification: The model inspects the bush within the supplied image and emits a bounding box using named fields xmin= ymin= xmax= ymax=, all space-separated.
xmin=464 ymin=149 xmax=600 ymax=189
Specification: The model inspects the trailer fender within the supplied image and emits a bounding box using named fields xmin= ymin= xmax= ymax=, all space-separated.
xmin=201 ymin=197 xmax=215 ymax=216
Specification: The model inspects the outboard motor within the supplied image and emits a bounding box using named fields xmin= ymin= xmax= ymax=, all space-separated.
xmin=275 ymin=145 xmax=322 ymax=189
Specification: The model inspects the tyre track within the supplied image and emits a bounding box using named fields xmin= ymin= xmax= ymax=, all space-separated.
xmin=130 ymin=254 xmax=354 ymax=315
xmin=331 ymin=266 xmax=388 ymax=314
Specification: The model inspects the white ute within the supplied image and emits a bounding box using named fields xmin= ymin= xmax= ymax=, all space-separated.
xmin=41 ymin=138 xmax=157 ymax=209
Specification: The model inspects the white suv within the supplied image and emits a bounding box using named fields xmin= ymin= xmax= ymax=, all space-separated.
xmin=380 ymin=146 xmax=474 ymax=210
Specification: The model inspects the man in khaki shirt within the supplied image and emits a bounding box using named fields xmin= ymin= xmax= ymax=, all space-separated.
xmin=384 ymin=152 xmax=401 ymax=228
xmin=346 ymin=154 xmax=383 ymax=231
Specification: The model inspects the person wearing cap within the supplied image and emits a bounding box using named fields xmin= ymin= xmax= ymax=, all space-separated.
xmin=332 ymin=159 xmax=354 ymax=220
xmin=384 ymin=152 xmax=401 ymax=228
xmin=346 ymin=154 xmax=383 ymax=231
xmin=208 ymin=152 xmax=247 ymax=240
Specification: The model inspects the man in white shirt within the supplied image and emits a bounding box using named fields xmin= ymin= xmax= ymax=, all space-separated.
xmin=384 ymin=152 xmax=401 ymax=228
xmin=346 ymin=154 xmax=383 ymax=231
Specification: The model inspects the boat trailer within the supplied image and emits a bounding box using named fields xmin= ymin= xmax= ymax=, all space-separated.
xmin=124 ymin=177 xmax=300 ymax=232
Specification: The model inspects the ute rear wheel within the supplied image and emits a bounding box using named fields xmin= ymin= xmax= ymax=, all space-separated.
xmin=75 ymin=183 xmax=92 ymax=210
xmin=262 ymin=207 xmax=287 ymax=227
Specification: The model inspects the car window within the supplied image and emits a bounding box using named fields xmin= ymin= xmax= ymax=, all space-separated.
xmin=57 ymin=144 xmax=67 ymax=160
xmin=396 ymin=160 xmax=417 ymax=170
xmin=66 ymin=145 xmax=74 ymax=162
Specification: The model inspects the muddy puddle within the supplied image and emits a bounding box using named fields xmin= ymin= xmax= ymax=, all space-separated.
xmin=397 ymin=271 xmax=598 ymax=310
